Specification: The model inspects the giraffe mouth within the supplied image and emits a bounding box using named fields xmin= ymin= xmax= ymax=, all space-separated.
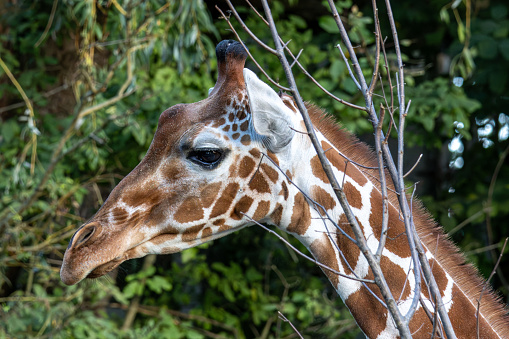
xmin=83 ymin=227 xmax=243 ymax=281
xmin=83 ymin=234 xmax=178 ymax=280
xmin=86 ymin=256 xmax=127 ymax=279
xmin=82 ymin=245 xmax=143 ymax=281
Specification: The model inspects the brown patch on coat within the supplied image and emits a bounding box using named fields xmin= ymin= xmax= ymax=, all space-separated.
xmin=343 ymin=182 xmax=363 ymax=210
xmin=150 ymin=228 xmax=179 ymax=245
xmin=368 ymin=188 xmax=412 ymax=258
xmin=249 ymin=171 xmax=270 ymax=194
xmin=311 ymin=185 xmax=336 ymax=212
xmin=271 ymin=203 xmax=284 ymax=225
xmin=236 ymin=108 xmax=247 ymax=120
xmin=232 ymin=133 xmax=240 ymax=140
xmin=287 ymin=192 xmax=311 ymax=235
xmin=223 ymin=125 xmax=230 ymax=132
xmin=252 ymin=200 xmax=270 ymax=220
xmin=337 ymin=214 xmax=360 ymax=273
xmin=202 ymin=227 xmax=213 ymax=239
xmin=162 ymin=163 xmax=184 ymax=182
xmin=111 ymin=207 xmax=129 ymax=224
xmin=123 ymin=183 xmax=163 ymax=208
xmin=232 ymin=124 xmax=238 ymax=132
xmin=266 ymin=151 xmax=279 ymax=166
xmin=217 ymin=224 xmax=232 ymax=233
xmin=380 ymin=256 xmax=411 ymax=301
xmin=213 ymin=117 xmax=226 ymax=128
xmin=285 ymin=170 xmax=293 ymax=181
xmin=174 ymin=197 xmax=204 ymax=223
xmin=408 ymin=308 xmax=434 ymax=337
xmin=182 ymin=224 xmax=206 ymax=242
xmin=310 ymin=155 xmax=330 ymax=184
xmin=241 ymin=135 xmax=251 ymax=145
xmin=309 ymin=235 xmax=340 ymax=287
xmin=240 ymin=120 xmax=249 ymax=131
xmin=345 ymin=281 xmax=387 ymax=339
xmin=232 ymin=195 xmax=254 ymax=220
xmin=145 ymin=200 xmax=170 ymax=227
xmin=261 ymin=163 xmax=278 ymax=183
xmin=321 ymin=135 xmax=369 ymax=188
xmin=249 ymin=148 xmax=261 ymax=158
xmin=200 ymin=182 xmax=221 ymax=208
xmin=279 ymin=181 xmax=289 ymax=200
xmin=447 ymin=285 xmax=498 ymax=338
xmin=210 ymin=183 xmax=239 ymax=218
xmin=428 ymin=258 xmax=449 ymax=299
xmin=238 ymin=156 xmax=255 ymax=178
xmin=213 ymin=219 xmax=225 ymax=226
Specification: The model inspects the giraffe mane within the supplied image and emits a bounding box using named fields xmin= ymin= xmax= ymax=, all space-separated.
xmin=303 ymin=102 xmax=509 ymax=335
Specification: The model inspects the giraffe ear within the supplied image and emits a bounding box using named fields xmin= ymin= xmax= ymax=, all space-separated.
xmin=243 ymin=69 xmax=295 ymax=153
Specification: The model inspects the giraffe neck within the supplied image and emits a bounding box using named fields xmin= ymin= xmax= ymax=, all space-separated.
xmin=267 ymin=106 xmax=507 ymax=338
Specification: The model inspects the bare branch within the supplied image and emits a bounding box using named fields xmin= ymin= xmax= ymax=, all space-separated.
xmin=224 ymin=1 xmax=276 ymax=55
xmin=278 ymin=311 xmax=304 ymax=339
xmin=239 ymin=1 xmax=367 ymax=111
xmin=245 ymin=214 xmax=374 ymax=284
xmin=403 ymin=154 xmax=423 ymax=178
xmin=216 ymin=5 xmax=290 ymax=91
xmin=260 ymin=0 xmax=410 ymax=336
xmin=375 ymin=104 xmax=389 ymax=261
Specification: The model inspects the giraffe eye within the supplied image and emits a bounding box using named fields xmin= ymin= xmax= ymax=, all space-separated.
xmin=188 ymin=149 xmax=224 ymax=168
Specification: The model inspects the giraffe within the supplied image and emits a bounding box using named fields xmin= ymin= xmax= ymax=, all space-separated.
xmin=60 ymin=40 xmax=509 ymax=338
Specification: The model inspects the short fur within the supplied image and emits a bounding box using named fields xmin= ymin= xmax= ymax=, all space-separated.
xmin=303 ymin=102 xmax=509 ymax=335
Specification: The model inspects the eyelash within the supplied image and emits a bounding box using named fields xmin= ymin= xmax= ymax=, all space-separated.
xmin=187 ymin=149 xmax=224 ymax=169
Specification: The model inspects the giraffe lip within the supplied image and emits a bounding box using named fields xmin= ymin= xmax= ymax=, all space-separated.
xmin=86 ymin=256 xmax=126 ymax=279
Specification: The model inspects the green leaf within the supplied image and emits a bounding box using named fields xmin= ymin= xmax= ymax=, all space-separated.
xmin=146 ymin=276 xmax=172 ymax=294
xmin=1 ymin=119 xmax=20 ymax=142
xmin=318 ymin=16 xmax=338 ymax=34
xmin=330 ymin=59 xmax=346 ymax=80
xmin=32 ymin=284 xmax=46 ymax=297
xmin=440 ymin=8 xmax=450 ymax=24
xmin=457 ymin=23 xmax=465 ymax=43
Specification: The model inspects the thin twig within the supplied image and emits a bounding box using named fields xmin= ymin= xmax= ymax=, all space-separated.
xmin=34 ymin=0 xmax=59 ymax=47
xmin=336 ymin=44 xmax=361 ymax=91
xmin=448 ymin=207 xmax=490 ymax=236
xmin=403 ymin=154 xmax=423 ymax=178
xmin=244 ymin=214 xmax=374 ymax=284
xmin=375 ymin=104 xmax=389 ymax=261
xmin=217 ymin=4 xmax=290 ymax=92
xmin=368 ymin=2 xmax=381 ymax=96
xmin=261 ymin=0 xmax=408 ymax=335
xmin=278 ymin=311 xmax=304 ymax=339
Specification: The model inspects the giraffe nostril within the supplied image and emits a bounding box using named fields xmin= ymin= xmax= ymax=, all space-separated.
xmin=73 ymin=224 xmax=96 ymax=247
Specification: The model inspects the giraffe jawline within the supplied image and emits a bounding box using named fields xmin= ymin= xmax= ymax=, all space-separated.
xmin=86 ymin=256 xmax=126 ymax=279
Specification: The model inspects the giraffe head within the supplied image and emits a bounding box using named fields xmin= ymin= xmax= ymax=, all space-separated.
xmin=60 ymin=40 xmax=298 ymax=285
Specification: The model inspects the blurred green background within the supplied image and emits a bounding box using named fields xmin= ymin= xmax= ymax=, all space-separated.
xmin=0 ymin=0 xmax=508 ymax=338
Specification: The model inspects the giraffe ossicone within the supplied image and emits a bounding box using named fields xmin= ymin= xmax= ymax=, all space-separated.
xmin=61 ymin=40 xmax=509 ymax=338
